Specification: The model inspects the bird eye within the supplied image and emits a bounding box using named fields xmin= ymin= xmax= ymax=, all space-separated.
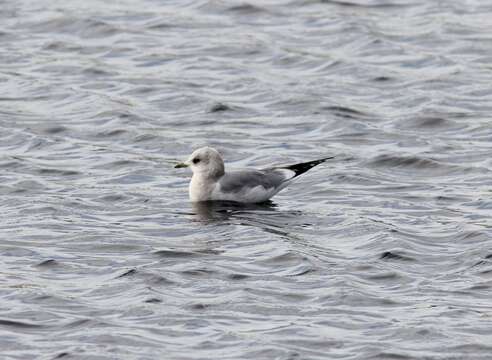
xmin=192 ymin=158 xmax=200 ymax=164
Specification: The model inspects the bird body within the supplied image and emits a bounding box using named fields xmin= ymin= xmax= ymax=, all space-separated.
xmin=175 ymin=147 xmax=333 ymax=203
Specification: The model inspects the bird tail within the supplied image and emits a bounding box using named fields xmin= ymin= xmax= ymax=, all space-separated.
xmin=285 ymin=156 xmax=334 ymax=178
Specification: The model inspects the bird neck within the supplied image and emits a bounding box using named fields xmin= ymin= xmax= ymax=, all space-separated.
xmin=201 ymin=162 xmax=225 ymax=179
xmin=189 ymin=173 xmax=216 ymax=201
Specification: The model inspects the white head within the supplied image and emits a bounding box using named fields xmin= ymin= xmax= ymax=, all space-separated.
xmin=175 ymin=147 xmax=225 ymax=179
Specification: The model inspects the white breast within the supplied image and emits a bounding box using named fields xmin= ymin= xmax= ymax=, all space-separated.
xmin=189 ymin=175 xmax=216 ymax=202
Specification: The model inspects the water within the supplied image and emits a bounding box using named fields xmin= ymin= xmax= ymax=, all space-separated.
xmin=1 ymin=0 xmax=492 ymax=359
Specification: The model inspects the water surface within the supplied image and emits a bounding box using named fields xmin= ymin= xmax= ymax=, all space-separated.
xmin=1 ymin=0 xmax=492 ymax=359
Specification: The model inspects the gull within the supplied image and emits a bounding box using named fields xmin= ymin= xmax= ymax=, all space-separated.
xmin=175 ymin=147 xmax=334 ymax=203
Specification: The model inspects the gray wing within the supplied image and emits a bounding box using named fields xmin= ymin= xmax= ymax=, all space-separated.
xmin=219 ymin=169 xmax=290 ymax=193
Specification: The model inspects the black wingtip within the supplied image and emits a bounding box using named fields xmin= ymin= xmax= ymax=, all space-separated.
xmin=286 ymin=156 xmax=335 ymax=178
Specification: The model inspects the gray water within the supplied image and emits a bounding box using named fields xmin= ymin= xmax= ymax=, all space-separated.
xmin=1 ymin=0 xmax=492 ymax=359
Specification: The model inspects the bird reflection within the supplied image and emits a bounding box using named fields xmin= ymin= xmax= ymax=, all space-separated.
xmin=191 ymin=200 xmax=278 ymax=222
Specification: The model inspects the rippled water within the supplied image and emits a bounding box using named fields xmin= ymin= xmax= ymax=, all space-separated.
xmin=1 ymin=0 xmax=492 ymax=359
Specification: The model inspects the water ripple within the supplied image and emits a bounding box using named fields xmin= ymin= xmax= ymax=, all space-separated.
xmin=1 ymin=0 xmax=491 ymax=359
